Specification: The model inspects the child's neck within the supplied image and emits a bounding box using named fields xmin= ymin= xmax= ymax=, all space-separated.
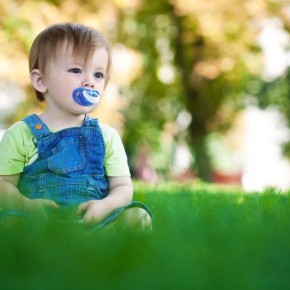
xmin=39 ymin=112 xmax=86 ymax=130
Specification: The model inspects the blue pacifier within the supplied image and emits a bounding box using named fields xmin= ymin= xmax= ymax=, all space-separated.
xmin=72 ymin=87 xmax=100 ymax=106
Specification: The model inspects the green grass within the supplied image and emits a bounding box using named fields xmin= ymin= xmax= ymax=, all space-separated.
xmin=1 ymin=182 xmax=290 ymax=290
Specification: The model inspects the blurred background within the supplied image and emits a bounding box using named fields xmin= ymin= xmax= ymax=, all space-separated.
xmin=0 ymin=0 xmax=290 ymax=192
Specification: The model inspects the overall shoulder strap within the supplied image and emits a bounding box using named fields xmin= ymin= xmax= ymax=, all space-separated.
xmin=83 ymin=114 xmax=99 ymax=127
xmin=22 ymin=114 xmax=51 ymax=139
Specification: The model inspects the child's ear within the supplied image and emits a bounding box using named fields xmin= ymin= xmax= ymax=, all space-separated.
xmin=30 ymin=69 xmax=47 ymax=93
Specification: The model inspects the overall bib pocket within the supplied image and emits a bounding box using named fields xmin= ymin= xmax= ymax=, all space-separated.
xmin=48 ymin=136 xmax=87 ymax=174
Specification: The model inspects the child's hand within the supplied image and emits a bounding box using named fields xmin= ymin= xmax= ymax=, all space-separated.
xmin=25 ymin=198 xmax=59 ymax=219
xmin=77 ymin=200 xmax=112 ymax=225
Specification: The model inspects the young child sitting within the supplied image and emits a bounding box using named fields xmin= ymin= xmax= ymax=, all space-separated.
xmin=0 ymin=23 xmax=152 ymax=230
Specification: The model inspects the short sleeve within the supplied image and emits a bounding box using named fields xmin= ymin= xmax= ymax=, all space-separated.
xmin=0 ymin=122 xmax=37 ymax=175
xmin=100 ymin=124 xmax=131 ymax=177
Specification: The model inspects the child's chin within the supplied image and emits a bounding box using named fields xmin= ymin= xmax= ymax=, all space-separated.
xmin=78 ymin=105 xmax=99 ymax=114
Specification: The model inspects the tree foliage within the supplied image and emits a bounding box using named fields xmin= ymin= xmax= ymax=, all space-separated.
xmin=0 ymin=0 xmax=289 ymax=181
xmin=253 ymin=67 xmax=290 ymax=159
xmin=115 ymin=0 xmax=289 ymax=180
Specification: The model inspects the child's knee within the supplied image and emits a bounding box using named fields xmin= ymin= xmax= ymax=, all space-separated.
xmin=122 ymin=207 xmax=153 ymax=230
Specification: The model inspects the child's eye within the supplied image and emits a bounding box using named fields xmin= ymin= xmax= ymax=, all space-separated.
xmin=94 ymin=72 xmax=104 ymax=79
xmin=69 ymin=68 xmax=82 ymax=74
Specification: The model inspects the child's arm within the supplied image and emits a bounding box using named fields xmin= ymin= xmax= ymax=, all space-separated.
xmin=0 ymin=174 xmax=59 ymax=217
xmin=77 ymin=176 xmax=133 ymax=224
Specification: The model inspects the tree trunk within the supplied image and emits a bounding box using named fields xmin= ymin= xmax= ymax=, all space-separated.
xmin=188 ymin=123 xmax=213 ymax=182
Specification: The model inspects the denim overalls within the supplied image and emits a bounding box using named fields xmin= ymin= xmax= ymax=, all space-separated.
xmin=1 ymin=114 xmax=153 ymax=229
xmin=18 ymin=114 xmax=109 ymax=206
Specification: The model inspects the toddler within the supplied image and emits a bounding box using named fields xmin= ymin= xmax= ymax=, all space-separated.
xmin=0 ymin=23 xmax=152 ymax=230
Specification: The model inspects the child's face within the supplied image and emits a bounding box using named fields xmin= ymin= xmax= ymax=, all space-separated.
xmin=42 ymin=44 xmax=108 ymax=115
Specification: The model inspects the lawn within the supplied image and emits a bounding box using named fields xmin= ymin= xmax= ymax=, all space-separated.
xmin=1 ymin=181 xmax=290 ymax=290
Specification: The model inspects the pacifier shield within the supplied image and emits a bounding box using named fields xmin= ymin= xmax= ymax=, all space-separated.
xmin=72 ymin=88 xmax=100 ymax=106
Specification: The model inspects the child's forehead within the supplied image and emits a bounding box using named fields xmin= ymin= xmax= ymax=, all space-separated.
xmin=56 ymin=42 xmax=90 ymax=59
xmin=49 ymin=42 xmax=108 ymax=67
xmin=48 ymin=43 xmax=90 ymax=67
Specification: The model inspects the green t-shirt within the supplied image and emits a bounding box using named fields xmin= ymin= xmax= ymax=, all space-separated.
xmin=0 ymin=120 xmax=130 ymax=177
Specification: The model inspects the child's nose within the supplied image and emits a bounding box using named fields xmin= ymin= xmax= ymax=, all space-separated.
xmin=83 ymin=82 xmax=94 ymax=88
xmin=82 ymin=76 xmax=94 ymax=88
